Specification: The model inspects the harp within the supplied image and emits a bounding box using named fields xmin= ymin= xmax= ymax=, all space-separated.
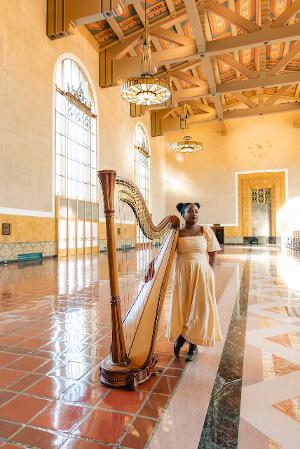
xmin=98 ymin=170 xmax=179 ymax=389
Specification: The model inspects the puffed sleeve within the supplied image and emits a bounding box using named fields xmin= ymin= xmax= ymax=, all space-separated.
xmin=204 ymin=226 xmax=221 ymax=252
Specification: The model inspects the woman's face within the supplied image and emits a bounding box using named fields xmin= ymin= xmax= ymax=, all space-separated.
xmin=183 ymin=204 xmax=199 ymax=225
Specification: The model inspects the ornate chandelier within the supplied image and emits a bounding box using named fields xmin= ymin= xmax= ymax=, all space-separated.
xmin=171 ymin=135 xmax=203 ymax=154
xmin=121 ymin=0 xmax=171 ymax=106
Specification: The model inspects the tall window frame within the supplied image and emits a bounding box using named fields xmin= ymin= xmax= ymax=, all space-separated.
xmin=54 ymin=57 xmax=99 ymax=257
xmin=134 ymin=124 xmax=151 ymax=209
xmin=55 ymin=58 xmax=97 ymax=202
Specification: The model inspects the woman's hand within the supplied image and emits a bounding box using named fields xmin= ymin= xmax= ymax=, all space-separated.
xmin=145 ymin=260 xmax=155 ymax=282
xmin=208 ymin=251 xmax=216 ymax=270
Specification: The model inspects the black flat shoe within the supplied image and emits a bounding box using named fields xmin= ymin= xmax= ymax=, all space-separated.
xmin=174 ymin=335 xmax=186 ymax=358
xmin=185 ymin=344 xmax=198 ymax=362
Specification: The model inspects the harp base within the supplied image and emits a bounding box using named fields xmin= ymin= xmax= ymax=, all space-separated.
xmin=100 ymin=356 xmax=158 ymax=390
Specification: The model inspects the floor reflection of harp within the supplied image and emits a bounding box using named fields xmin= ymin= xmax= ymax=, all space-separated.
xmin=98 ymin=170 xmax=179 ymax=389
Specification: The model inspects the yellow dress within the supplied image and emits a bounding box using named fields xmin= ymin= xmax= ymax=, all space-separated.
xmin=167 ymin=226 xmax=222 ymax=346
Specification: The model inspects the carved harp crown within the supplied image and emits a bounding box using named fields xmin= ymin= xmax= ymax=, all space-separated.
xmin=98 ymin=170 xmax=179 ymax=389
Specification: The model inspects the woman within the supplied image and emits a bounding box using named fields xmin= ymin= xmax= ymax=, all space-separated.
xmin=167 ymin=202 xmax=222 ymax=361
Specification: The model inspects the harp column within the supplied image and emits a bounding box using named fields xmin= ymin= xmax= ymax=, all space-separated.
xmin=98 ymin=170 xmax=128 ymax=365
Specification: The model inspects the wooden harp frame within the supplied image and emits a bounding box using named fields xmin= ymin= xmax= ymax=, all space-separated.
xmin=98 ymin=170 xmax=179 ymax=389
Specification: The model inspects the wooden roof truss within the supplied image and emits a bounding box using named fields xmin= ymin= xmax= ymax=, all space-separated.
xmin=47 ymin=0 xmax=300 ymax=135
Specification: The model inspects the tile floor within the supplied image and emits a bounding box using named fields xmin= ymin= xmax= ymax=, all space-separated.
xmin=1 ymin=246 xmax=300 ymax=449
xmin=0 ymin=252 xmax=192 ymax=449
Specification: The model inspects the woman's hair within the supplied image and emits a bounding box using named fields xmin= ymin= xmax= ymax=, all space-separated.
xmin=176 ymin=202 xmax=200 ymax=216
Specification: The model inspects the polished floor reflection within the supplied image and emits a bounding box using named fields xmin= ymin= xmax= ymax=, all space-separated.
xmin=0 ymin=246 xmax=300 ymax=448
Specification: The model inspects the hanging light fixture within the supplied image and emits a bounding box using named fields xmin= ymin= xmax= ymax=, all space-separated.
xmin=121 ymin=0 xmax=171 ymax=106
xmin=171 ymin=135 xmax=203 ymax=154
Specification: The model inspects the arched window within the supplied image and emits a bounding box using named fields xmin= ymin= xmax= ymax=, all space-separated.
xmin=55 ymin=58 xmax=97 ymax=202
xmin=55 ymin=58 xmax=98 ymax=257
xmin=134 ymin=124 xmax=151 ymax=208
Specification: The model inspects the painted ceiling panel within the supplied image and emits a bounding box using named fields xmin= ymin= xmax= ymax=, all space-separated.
xmin=239 ymin=48 xmax=255 ymax=66
xmin=271 ymin=0 xmax=292 ymax=19
xmin=207 ymin=8 xmax=232 ymax=40
xmin=141 ymin=0 xmax=170 ymax=23
xmin=236 ymin=0 xmax=256 ymax=21
xmin=267 ymin=43 xmax=285 ymax=62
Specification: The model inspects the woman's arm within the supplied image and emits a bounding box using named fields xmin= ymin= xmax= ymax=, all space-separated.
xmin=208 ymin=251 xmax=217 ymax=270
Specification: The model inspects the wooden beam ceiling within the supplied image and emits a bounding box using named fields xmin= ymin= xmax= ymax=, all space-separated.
xmin=47 ymin=0 xmax=300 ymax=135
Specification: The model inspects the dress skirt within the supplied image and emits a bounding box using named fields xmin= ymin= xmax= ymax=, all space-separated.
xmin=167 ymin=230 xmax=222 ymax=346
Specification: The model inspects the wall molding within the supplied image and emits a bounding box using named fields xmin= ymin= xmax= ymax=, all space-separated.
xmin=0 ymin=208 xmax=54 ymax=218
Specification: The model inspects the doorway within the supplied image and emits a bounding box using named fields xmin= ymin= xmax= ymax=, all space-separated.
xmin=251 ymin=188 xmax=272 ymax=244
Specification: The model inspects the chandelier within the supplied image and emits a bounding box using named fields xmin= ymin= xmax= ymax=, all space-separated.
xmin=171 ymin=135 xmax=203 ymax=154
xmin=121 ymin=0 xmax=171 ymax=106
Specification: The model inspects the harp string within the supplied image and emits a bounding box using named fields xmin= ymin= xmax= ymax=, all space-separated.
xmin=114 ymin=188 xmax=163 ymax=354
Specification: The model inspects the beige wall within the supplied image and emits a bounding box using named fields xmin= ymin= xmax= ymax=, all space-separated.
xmin=0 ymin=0 xmax=166 ymax=259
xmin=164 ymin=111 xmax=300 ymax=227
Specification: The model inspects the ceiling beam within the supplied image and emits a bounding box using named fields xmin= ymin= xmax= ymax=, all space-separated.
xmin=66 ymin=0 xmax=124 ymax=25
xmin=271 ymin=0 xmax=300 ymax=28
xmin=224 ymin=102 xmax=300 ymax=119
xmin=216 ymin=71 xmax=300 ymax=95
xmin=106 ymin=17 xmax=124 ymax=40
xmin=227 ymin=0 xmax=241 ymax=80
xmin=153 ymin=101 xmax=300 ymax=135
xmin=205 ymin=23 xmax=300 ymax=56
xmin=257 ymin=88 xmax=264 ymax=107
xmin=157 ymin=61 xmax=202 ymax=78
xmin=165 ymin=0 xmax=176 ymax=16
xmin=110 ymin=33 xmax=142 ymax=59
xmin=232 ymin=92 xmax=258 ymax=108
xmin=133 ymin=2 xmax=146 ymax=25
xmin=268 ymin=41 xmax=300 ymax=76
xmin=173 ymin=86 xmax=209 ymax=101
xmin=187 ymin=100 xmax=216 ymax=113
xmin=150 ymin=27 xmax=194 ymax=46
xmin=111 ymin=23 xmax=300 ymax=73
xmin=259 ymin=0 xmax=269 ymax=76
xmin=151 ymin=35 xmax=182 ymax=89
xmin=218 ymin=53 xmax=258 ymax=79
xmin=186 ymin=104 xmax=194 ymax=116
xmin=172 ymin=71 xmax=300 ymax=101
xmin=206 ymin=2 xmax=261 ymax=33
xmin=213 ymin=96 xmax=224 ymax=120
xmin=264 ymin=85 xmax=291 ymax=106
xmin=103 ymin=7 xmax=188 ymax=50
xmin=219 ymin=120 xmax=228 ymax=136
xmin=183 ymin=0 xmax=205 ymax=52
xmin=188 ymin=111 xmax=217 ymax=125
xmin=171 ymin=71 xmax=208 ymax=88
xmin=47 ymin=0 xmax=125 ymax=39
xmin=114 ymin=44 xmax=197 ymax=78
xmin=183 ymin=0 xmax=226 ymax=124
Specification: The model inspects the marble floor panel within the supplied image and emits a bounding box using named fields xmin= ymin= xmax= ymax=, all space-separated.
xmin=239 ymin=247 xmax=300 ymax=449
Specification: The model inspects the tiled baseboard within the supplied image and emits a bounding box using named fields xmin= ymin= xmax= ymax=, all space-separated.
xmin=0 ymin=241 xmax=56 ymax=262
xmin=224 ymin=237 xmax=244 ymax=244
xmin=224 ymin=236 xmax=281 ymax=245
